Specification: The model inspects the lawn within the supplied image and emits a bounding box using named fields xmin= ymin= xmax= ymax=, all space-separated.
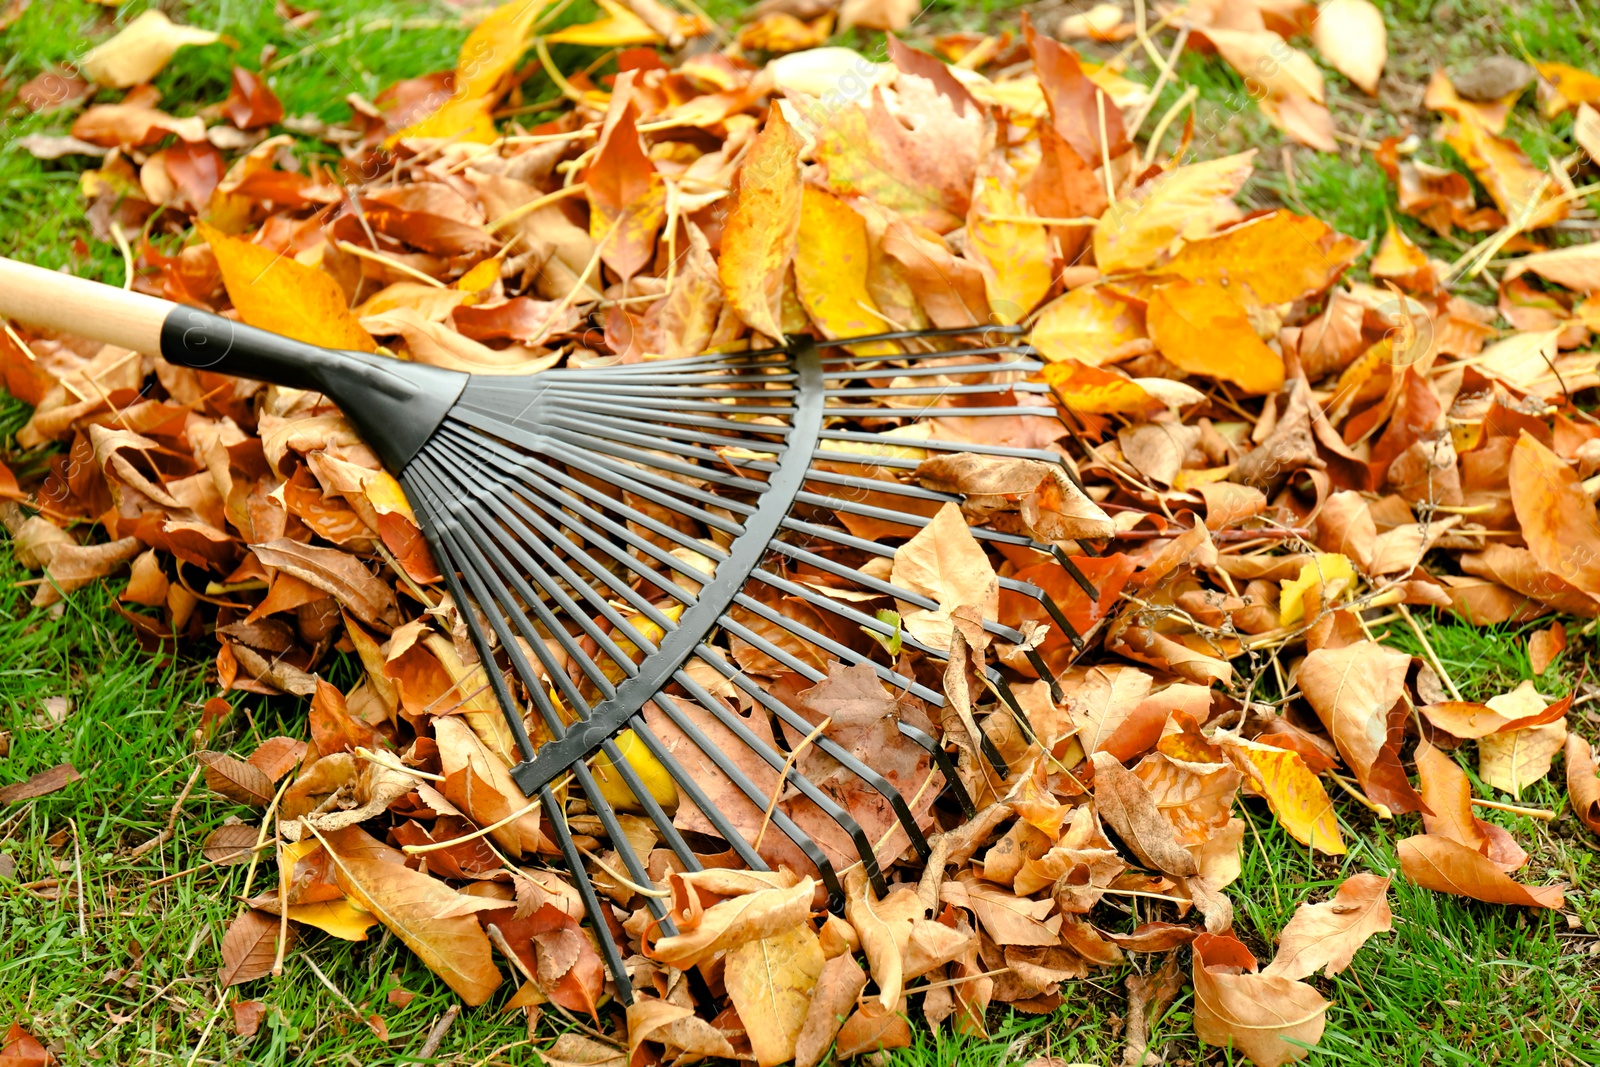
xmin=1 ymin=1 xmax=1598 ymax=1064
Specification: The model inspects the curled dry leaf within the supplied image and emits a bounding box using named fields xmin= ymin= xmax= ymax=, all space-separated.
xmin=1191 ymin=932 xmax=1329 ymax=1067
xmin=794 ymin=952 xmax=868 ymax=1067
xmin=1089 ymin=751 xmax=1198 ymax=877
xmin=1398 ymin=834 xmax=1565 ymax=909
xmin=1262 ymin=874 xmax=1392 ymax=980
xmin=651 ymin=876 xmax=816 ymax=970
xmin=1565 ymin=734 xmax=1600 ymax=837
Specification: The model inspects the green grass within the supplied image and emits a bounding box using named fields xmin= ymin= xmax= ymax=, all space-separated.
xmin=3 ymin=1 xmax=1600 ymax=1064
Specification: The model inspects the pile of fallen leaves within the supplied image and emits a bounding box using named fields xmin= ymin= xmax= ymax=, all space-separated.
xmin=4 ymin=0 xmax=1600 ymax=1064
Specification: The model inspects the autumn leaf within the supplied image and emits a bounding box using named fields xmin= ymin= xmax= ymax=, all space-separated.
xmin=198 ymin=221 xmax=376 ymax=353
xmin=1192 ymin=932 xmax=1328 ymax=1067
xmin=1031 ymin=286 xmax=1147 ymax=366
xmin=725 ymin=924 xmax=826 ymax=1067
xmin=1565 ymin=734 xmax=1600 ymax=838
xmin=0 ymin=762 xmax=81 ymax=804
xmin=80 ymin=10 xmax=219 ymax=88
xmin=395 ymin=0 xmax=549 ymax=142
xmin=795 ymin=953 xmax=868 ymax=1067
xmin=1094 ymin=152 xmax=1255 ymax=273
xmin=1297 ymin=641 xmax=1425 ymax=813
xmin=1161 ymin=211 xmax=1365 ymax=307
xmin=1220 ymin=737 xmax=1345 ymax=855
xmin=1146 ymin=282 xmax=1285 ymax=395
xmin=965 ymin=155 xmax=1052 ymax=325
xmin=794 ymin=185 xmax=898 ymax=355
xmin=1476 ymin=682 xmax=1568 ymax=795
xmin=1262 ymin=874 xmax=1392 ymax=979
xmin=651 ymin=877 xmax=816 ymax=970
xmin=196 ymin=751 xmax=274 ymax=807
xmin=1311 ymin=0 xmax=1388 ymax=94
xmin=1398 ymin=834 xmax=1565 ymax=909
xmin=313 ymin=825 xmax=502 ymax=1004
xmin=1090 ymin=751 xmax=1198 ymax=877
xmin=1509 ymin=433 xmax=1600 ymax=595
xmin=585 ymin=71 xmax=666 ymax=281
xmin=888 ymin=502 xmax=998 ymax=651
xmin=719 ymin=108 xmax=802 ymax=339
xmin=219 ymin=909 xmax=291 ymax=986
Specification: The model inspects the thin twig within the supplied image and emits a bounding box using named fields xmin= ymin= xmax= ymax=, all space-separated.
xmin=1398 ymin=603 xmax=1465 ymax=702
xmin=1471 ymin=797 xmax=1556 ymax=821
xmin=129 ymin=764 xmax=204 ymax=859
xmin=419 ymin=1004 xmax=461 ymax=1058
xmin=335 ymin=240 xmax=445 ymax=288
xmin=752 ymin=716 xmax=830 ymax=851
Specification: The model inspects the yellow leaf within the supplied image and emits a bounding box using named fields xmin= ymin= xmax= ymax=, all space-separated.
xmin=545 ymin=0 xmax=663 ymax=46
xmin=1094 ymin=152 xmax=1255 ymax=273
xmin=196 ymin=221 xmax=376 ymax=353
xmin=1031 ymin=285 xmax=1146 ymax=365
xmin=1310 ymin=0 xmax=1387 ymax=95
xmin=1444 ymin=119 xmax=1568 ymax=231
xmin=719 ymin=108 xmax=803 ymax=339
xmin=1278 ymin=552 xmax=1358 ymax=626
xmin=965 ymin=157 xmax=1052 ymax=325
xmin=724 ymin=925 xmax=826 ymax=1067
xmin=586 ymin=74 xmax=666 ymax=281
xmin=1536 ymin=61 xmax=1600 ymax=117
xmin=794 ymin=186 xmax=898 ymax=356
xmin=455 ymin=257 xmax=502 ymax=301
xmin=1041 ymin=359 xmax=1156 ymax=415
xmin=395 ymin=0 xmax=550 ymax=142
xmin=1160 ymin=211 xmax=1366 ymax=308
xmin=288 ymin=898 xmax=378 ymax=941
xmin=591 ymin=728 xmax=680 ymax=812
xmin=363 ymin=471 xmax=417 ymax=523
xmin=1222 ymin=737 xmax=1346 ymax=855
xmin=79 ymin=10 xmax=220 ymax=88
xmin=1368 ymin=221 xmax=1433 ymax=289
xmin=1145 ymin=280 xmax=1284 ymax=395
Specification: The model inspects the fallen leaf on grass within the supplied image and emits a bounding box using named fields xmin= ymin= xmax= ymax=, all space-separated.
xmin=1297 ymin=641 xmax=1424 ymax=813
xmin=1398 ymin=834 xmax=1564 ymax=909
xmin=1566 ymin=734 xmax=1600 ymax=837
xmin=197 ymin=751 xmax=275 ymax=807
xmin=1528 ymin=622 xmax=1567 ymax=675
xmin=231 ymin=1000 xmax=266 ymax=1037
xmin=626 ymin=997 xmax=738 ymax=1063
xmin=202 ymin=824 xmax=263 ymax=865
xmin=1220 ymin=738 xmax=1345 ymax=855
xmin=1474 ymin=681 xmax=1569 ymax=794
xmin=1191 ymin=932 xmax=1328 ymax=1067
xmin=795 ymin=952 xmax=868 ymax=1067
xmin=1311 ymin=0 xmax=1387 ymax=94
xmin=1094 ymin=152 xmax=1254 ymax=274
xmin=1262 ymin=874 xmax=1392 ymax=979
xmin=79 ymin=9 xmax=220 ymax=88
xmin=0 ymin=763 xmax=81 ymax=804
xmin=219 ymin=908 xmax=291 ymax=986
xmin=315 ymin=825 xmax=502 ymax=1004
xmin=725 ymin=924 xmax=825 ymax=1067
xmin=1 ymin=1021 xmax=48 ymax=1067
xmin=199 ymin=222 xmax=376 ymax=354
xmin=1508 ymin=433 xmax=1600 ymax=594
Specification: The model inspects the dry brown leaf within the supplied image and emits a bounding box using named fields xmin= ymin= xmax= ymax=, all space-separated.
xmin=0 ymin=762 xmax=81 ymax=804
xmin=316 ymin=825 xmax=502 ymax=1004
xmin=652 ymin=876 xmax=816 ymax=970
xmin=1297 ymin=642 xmax=1424 ymax=813
xmin=795 ymin=952 xmax=868 ymax=1067
xmin=1565 ymin=734 xmax=1600 ymax=838
xmin=1398 ymin=834 xmax=1564 ymax=909
xmin=218 ymin=908 xmax=291 ymax=986
xmin=1191 ymin=932 xmax=1328 ymax=1067
xmin=889 ymin=502 xmax=998 ymax=650
xmin=202 ymin=824 xmax=263 ymax=866
xmin=1090 ymin=751 xmax=1198 ymax=877
xmin=725 ymin=924 xmax=826 ymax=1067
xmin=197 ymin=751 xmax=275 ymax=807
xmin=1528 ymin=622 xmax=1567 ymax=675
xmin=1262 ymin=874 xmax=1392 ymax=979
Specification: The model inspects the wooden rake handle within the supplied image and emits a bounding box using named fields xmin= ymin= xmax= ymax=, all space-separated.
xmin=0 ymin=255 xmax=174 ymax=354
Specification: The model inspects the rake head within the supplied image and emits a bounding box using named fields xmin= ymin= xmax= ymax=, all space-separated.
xmin=395 ymin=324 xmax=1105 ymax=1001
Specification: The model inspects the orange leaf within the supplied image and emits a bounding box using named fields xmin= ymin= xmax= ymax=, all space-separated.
xmin=965 ymin=155 xmax=1052 ymax=325
xmin=1161 ymin=211 xmax=1365 ymax=307
xmin=1508 ymin=432 xmax=1600 ymax=596
xmin=197 ymin=221 xmax=375 ymax=353
xmin=1146 ymin=281 xmax=1285 ymax=394
xmin=585 ymin=71 xmax=666 ymax=281
xmin=719 ymin=107 xmax=802 ymax=339
xmin=1397 ymin=834 xmax=1565 ymax=909
xmin=794 ymin=186 xmax=897 ymax=355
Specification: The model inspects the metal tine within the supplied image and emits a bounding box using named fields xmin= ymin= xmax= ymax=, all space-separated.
xmin=822 ymin=359 xmax=1041 ymax=380
xmin=648 ymin=678 xmax=848 ymax=904
xmin=425 ymin=453 xmax=780 ymax=886
xmin=742 ymin=566 xmax=1015 ymax=779
xmin=818 ymin=340 xmax=1035 ymax=361
xmin=458 ymin=388 xmax=798 ymax=440
xmin=541 ymin=414 xmax=787 ymax=485
xmin=540 ymin=428 xmax=773 ymax=502
xmin=541 ymin=392 xmax=799 ymax=417
xmin=544 ymin=381 xmax=800 ymax=399
xmin=428 ymin=437 xmax=848 ymax=890
xmin=407 ymin=465 xmax=674 ymax=925
xmin=540 ymin=429 xmax=770 ymax=515
xmin=548 ymin=408 xmax=793 ymax=453
xmin=820 ymin=402 xmax=1053 ymax=418
xmin=824 ymin=381 xmax=1048 ymax=399
xmin=670 ymin=648 xmax=887 ymax=897
xmin=724 ymin=590 xmax=1013 ymax=780
xmin=449 ymin=440 xmax=937 ymax=881
xmin=402 ymin=470 xmax=638 ymax=1003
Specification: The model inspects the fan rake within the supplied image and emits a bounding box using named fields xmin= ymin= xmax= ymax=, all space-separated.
xmin=0 ymin=257 xmax=1103 ymax=1003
